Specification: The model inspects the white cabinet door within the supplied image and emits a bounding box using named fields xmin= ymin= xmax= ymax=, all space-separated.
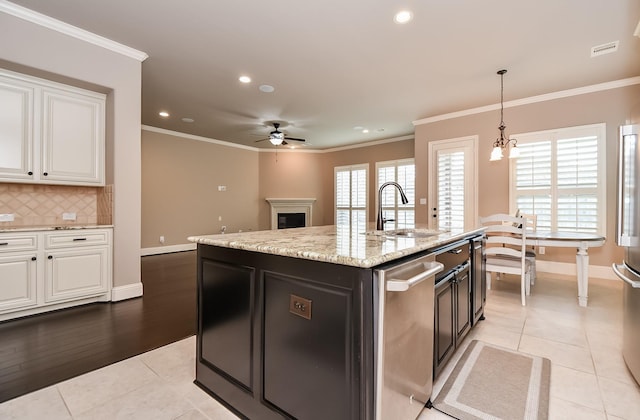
xmin=0 ymin=253 xmax=38 ymax=312
xmin=45 ymin=246 xmax=109 ymax=303
xmin=0 ymin=76 xmax=34 ymax=181
xmin=41 ymin=87 xmax=105 ymax=185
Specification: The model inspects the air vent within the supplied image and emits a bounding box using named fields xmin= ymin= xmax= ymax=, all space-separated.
xmin=591 ymin=41 xmax=619 ymax=57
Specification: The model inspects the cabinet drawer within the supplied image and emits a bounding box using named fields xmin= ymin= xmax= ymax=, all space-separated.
xmin=0 ymin=234 xmax=38 ymax=253
xmin=45 ymin=230 xmax=109 ymax=249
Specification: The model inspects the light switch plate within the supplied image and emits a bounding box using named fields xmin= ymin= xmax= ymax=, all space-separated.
xmin=62 ymin=212 xmax=77 ymax=221
xmin=0 ymin=213 xmax=15 ymax=222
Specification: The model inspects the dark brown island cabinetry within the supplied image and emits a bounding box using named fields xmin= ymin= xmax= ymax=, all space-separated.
xmin=194 ymin=233 xmax=485 ymax=419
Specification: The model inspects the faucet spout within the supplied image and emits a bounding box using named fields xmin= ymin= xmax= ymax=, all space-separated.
xmin=376 ymin=182 xmax=409 ymax=230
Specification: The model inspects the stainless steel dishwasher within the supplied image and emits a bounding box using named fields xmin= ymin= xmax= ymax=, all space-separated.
xmin=374 ymin=254 xmax=444 ymax=420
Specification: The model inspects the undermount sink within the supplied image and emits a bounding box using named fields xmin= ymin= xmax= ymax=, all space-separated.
xmin=364 ymin=228 xmax=446 ymax=239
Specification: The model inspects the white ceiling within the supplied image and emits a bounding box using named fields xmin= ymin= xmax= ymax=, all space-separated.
xmin=7 ymin=0 xmax=640 ymax=149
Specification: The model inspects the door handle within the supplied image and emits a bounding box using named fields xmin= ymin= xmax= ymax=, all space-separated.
xmin=386 ymin=262 xmax=444 ymax=292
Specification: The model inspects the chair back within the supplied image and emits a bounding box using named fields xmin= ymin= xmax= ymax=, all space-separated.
xmin=520 ymin=213 xmax=537 ymax=230
xmin=479 ymin=213 xmax=527 ymax=260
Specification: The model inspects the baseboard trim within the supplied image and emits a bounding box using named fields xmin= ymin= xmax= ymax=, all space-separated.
xmin=141 ymin=243 xmax=196 ymax=256
xmin=111 ymin=282 xmax=144 ymax=301
xmin=536 ymin=261 xmax=616 ymax=280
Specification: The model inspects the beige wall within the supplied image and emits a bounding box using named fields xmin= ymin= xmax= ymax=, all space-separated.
xmin=1 ymin=13 xmax=143 ymax=288
xmin=140 ymin=133 xmax=414 ymax=246
xmin=415 ymin=83 xmax=640 ymax=266
xmin=141 ymin=129 xmax=260 ymax=247
xmin=258 ymin=151 xmax=325 ymax=229
xmin=321 ymin=140 xmax=415 ymax=224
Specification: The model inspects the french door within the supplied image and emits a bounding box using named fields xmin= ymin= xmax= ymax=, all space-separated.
xmin=428 ymin=136 xmax=478 ymax=231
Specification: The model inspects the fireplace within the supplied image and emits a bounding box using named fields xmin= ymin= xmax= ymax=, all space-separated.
xmin=266 ymin=198 xmax=316 ymax=230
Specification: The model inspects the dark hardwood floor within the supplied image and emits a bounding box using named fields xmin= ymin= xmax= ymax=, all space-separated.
xmin=0 ymin=250 xmax=197 ymax=403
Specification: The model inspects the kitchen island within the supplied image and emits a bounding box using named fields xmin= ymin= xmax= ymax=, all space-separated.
xmin=188 ymin=224 xmax=485 ymax=420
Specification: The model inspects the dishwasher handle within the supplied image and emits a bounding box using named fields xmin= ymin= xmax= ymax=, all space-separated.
xmin=387 ymin=261 xmax=444 ymax=292
xmin=612 ymin=263 xmax=640 ymax=288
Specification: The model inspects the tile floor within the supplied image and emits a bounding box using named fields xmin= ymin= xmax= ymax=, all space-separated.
xmin=1 ymin=273 xmax=639 ymax=419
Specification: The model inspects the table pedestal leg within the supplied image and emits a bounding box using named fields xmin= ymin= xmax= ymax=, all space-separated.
xmin=576 ymin=243 xmax=589 ymax=307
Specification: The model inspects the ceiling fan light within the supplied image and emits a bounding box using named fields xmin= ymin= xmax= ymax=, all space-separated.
xmin=269 ymin=136 xmax=283 ymax=146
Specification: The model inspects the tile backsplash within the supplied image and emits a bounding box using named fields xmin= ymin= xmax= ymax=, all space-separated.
xmin=0 ymin=183 xmax=113 ymax=227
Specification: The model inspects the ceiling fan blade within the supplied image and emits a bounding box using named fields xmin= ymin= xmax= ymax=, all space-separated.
xmin=283 ymin=136 xmax=306 ymax=142
xmin=254 ymin=138 xmax=270 ymax=143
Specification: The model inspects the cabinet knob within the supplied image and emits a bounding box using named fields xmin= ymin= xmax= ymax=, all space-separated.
xmin=48 ymin=255 xmax=53 ymax=259
xmin=31 ymin=256 xmax=37 ymax=261
xmin=28 ymin=171 xmax=33 ymax=175
xmin=43 ymin=172 xmax=48 ymax=176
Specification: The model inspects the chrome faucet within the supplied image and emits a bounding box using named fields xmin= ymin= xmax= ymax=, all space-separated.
xmin=376 ymin=182 xmax=409 ymax=230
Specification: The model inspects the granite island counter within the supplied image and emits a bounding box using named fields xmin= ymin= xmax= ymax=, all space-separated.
xmin=188 ymin=224 xmax=485 ymax=420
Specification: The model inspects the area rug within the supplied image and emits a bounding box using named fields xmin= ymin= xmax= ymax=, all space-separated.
xmin=432 ymin=340 xmax=551 ymax=420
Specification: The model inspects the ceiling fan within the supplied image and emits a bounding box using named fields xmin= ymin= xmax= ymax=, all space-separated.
xmin=256 ymin=122 xmax=306 ymax=146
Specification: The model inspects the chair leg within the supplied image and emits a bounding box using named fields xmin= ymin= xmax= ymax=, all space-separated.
xmin=486 ymin=271 xmax=492 ymax=290
xmin=525 ymin=271 xmax=531 ymax=296
xmin=521 ymin=273 xmax=526 ymax=306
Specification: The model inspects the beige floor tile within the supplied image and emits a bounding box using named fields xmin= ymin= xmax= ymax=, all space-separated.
xmin=549 ymin=397 xmax=606 ymax=420
xmin=550 ymin=365 xmax=603 ymax=411
xmin=175 ymin=409 xmax=211 ymax=420
xmin=0 ymin=385 xmax=71 ymax=420
xmin=57 ymin=356 xmax=159 ymax=416
xmin=598 ymin=376 xmax=640 ymax=419
xmin=591 ymin=347 xmax=638 ymax=386
xmin=73 ymin=380 xmax=195 ymax=420
xmin=417 ymin=406 xmax=457 ymax=419
xmin=519 ymin=334 xmax=595 ymax=374
xmin=466 ymin=323 xmax=522 ymax=350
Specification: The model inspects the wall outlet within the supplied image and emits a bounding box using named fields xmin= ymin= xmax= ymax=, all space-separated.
xmin=0 ymin=213 xmax=15 ymax=222
xmin=539 ymin=246 xmax=545 ymax=255
xmin=159 ymin=235 xmax=165 ymax=244
xmin=218 ymin=185 xmax=227 ymax=191
xmin=62 ymin=212 xmax=76 ymax=221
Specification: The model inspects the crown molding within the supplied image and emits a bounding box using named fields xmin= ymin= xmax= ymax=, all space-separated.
xmin=142 ymin=125 xmax=413 ymax=153
xmin=0 ymin=0 xmax=148 ymax=61
xmin=413 ymin=76 xmax=640 ymax=126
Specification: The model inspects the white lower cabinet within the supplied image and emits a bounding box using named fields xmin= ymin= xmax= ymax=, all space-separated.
xmin=0 ymin=228 xmax=112 ymax=321
xmin=0 ymin=252 xmax=38 ymax=312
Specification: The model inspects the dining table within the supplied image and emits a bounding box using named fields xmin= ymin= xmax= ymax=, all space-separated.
xmin=525 ymin=230 xmax=605 ymax=307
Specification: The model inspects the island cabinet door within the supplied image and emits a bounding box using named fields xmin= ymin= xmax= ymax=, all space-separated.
xmin=262 ymin=272 xmax=355 ymax=420
xmin=199 ymin=259 xmax=254 ymax=389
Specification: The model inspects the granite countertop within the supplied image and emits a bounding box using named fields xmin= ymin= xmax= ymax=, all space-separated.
xmin=0 ymin=225 xmax=113 ymax=233
xmin=188 ymin=224 xmax=485 ymax=268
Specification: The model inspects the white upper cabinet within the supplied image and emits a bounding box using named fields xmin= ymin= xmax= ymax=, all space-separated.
xmin=0 ymin=69 xmax=106 ymax=186
xmin=0 ymin=76 xmax=34 ymax=180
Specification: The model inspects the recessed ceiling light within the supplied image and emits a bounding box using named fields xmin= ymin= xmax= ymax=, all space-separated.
xmin=394 ymin=10 xmax=413 ymax=24
xmin=159 ymin=111 xmax=169 ymax=117
xmin=376 ymin=128 xmax=385 ymax=132
xmin=362 ymin=129 xmax=370 ymax=134
xmin=239 ymin=75 xmax=251 ymax=83
xmin=259 ymin=84 xmax=275 ymax=93
xmin=181 ymin=117 xmax=194 ymax=123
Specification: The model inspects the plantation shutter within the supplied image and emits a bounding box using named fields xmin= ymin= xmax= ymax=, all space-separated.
xmin=437 ymin=151 xmax=465 ymax=230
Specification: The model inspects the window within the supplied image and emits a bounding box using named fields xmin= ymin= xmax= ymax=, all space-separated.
xmin=335 ymin=164 xmax=368 ymax=231
xmin=376 ymin=159 xmax=415 ymax=229
xmin=509 ymin=124 xmax=606 ymax=234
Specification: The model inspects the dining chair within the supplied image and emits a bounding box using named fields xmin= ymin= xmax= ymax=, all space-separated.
xmin=480 ymin=213 xmax=533 ymax=306
xmin=520 ymin=213 xmax=537 ymax=285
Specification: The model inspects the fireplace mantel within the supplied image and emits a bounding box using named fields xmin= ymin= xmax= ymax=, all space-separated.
xmin=266 ymin=198 xmax=316 ymax=230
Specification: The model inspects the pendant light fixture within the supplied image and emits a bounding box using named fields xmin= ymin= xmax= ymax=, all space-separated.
xmin=490 ymin=69 xmax=519 ymax=161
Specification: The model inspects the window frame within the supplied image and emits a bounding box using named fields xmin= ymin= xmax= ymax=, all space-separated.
xmin=335 ymin=163 xmax=369 ymax=226
xmin=375 ymin=158 xmax=415 ymax=229
xmin=508 ymin=123 xmax=606 ymax=234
